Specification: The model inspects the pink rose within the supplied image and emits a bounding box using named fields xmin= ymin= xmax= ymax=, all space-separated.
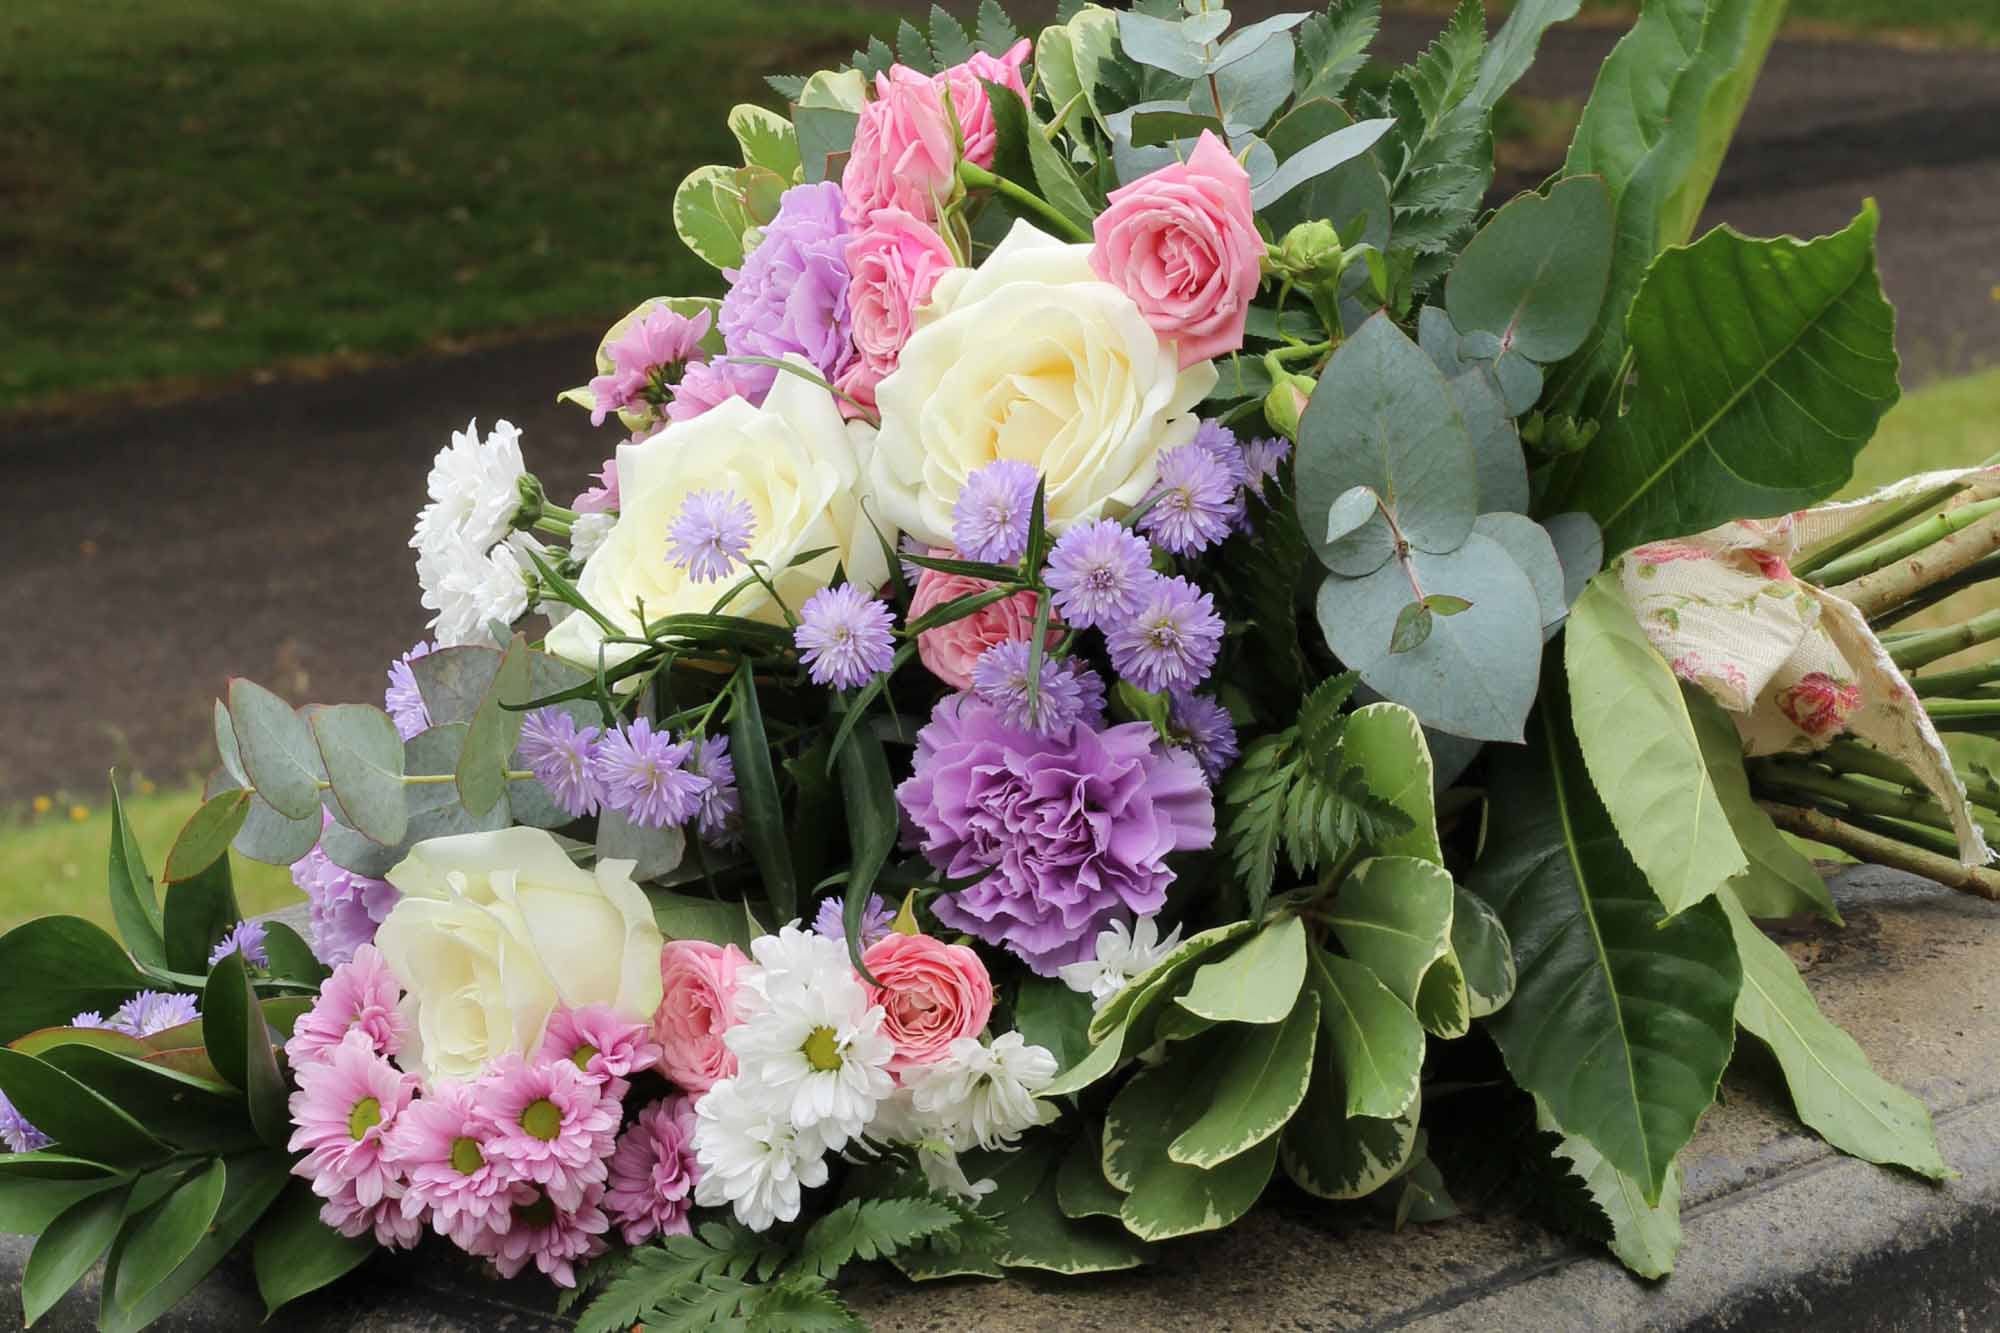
xmin=940 ymin=40 xmax=1031 ymax=173
xmin=1777 ymin=671 xmax=1863 ymax=740
xmin=908 ymin=560 xmax=1062 ymax=689
xmin=861 ymin=932 xmax=994 ymax=1073
xmin=1089 ymin=130 xmax=1261 ymax=370
xmin=651 ymin=939 xmax=747 ymax=1093
xmin=839 ymin=208 xmax=955 ymax=411
xmin=843 ymin=65 xmax=958 ymax=224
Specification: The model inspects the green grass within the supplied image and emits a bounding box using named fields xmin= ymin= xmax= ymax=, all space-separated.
xmin=0 ymin=0 xmax=881 ymax=412
xmin=0 ymin=786 xmax=301 ymax=937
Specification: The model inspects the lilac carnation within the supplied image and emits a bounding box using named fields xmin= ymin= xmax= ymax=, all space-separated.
xmin=519 ymin=707 xmax=605 ymax=818
xmin=208 ymin=919 xmax=270 ymax=969
xmin=795 ymin=585 xmax=897 ymax=690
xmin=667 ymin=489 xmax=756 ymax=584
xmin=599 ymin=718 xmax=710 ymax=830
xmin=971 ymin=641 xmax=1104 ymax=738
xmin=1140 ymin=438 xmax=1239 ymax=555
xmin=1107 ymin=574 xmax=1224 ymax=695
xmin=686 ymin=735 xmax=741 ymax=846
xmin=953 ymin=460 xmax=1038 ymax=565
xmin=384 ymin=641 xmax=435 ymax=741
xmin=1170 ymin=691 xmax=1240 ymax=781
xmin=812 ymin=893 xmax=893 ymax=949
xmin=898 ymin=696 xmax=1215 ymax=974
xmin=1043 ymin=520 xmax=1153 ymax=630
xmin=293 ymin=813 xmax=400 ymax=966
xmin=718 ymin=181 xmax=856 ymax=401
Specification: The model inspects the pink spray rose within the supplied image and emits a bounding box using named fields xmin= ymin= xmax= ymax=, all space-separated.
xmin=1089 ymin=130 xmax=1262 ymax=369
xmin=908 ymin=560 xmax=1062 ymax=690
xmin=652 ymin=939 xmax=747 ymax=1093
xmin=842 ymin=42 xmax=1032 ymax=225
xmin=939 ymin=40 xmax=1032 ymax=174
xmin=861 ymin=932 xmax=994 ymax=1073
xmin=838 ymin=208 xmax=955 ymax=411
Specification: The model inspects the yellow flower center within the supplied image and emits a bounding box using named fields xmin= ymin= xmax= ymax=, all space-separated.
xmin=347 ymin=1096 xmax=382 ymax=1141
xmin=521 ymin=1097 xmax=563 ymax=1142
xmin=801 ymin=1026 xmax=843 ymax=1073
xmin=570 ymin=1043 xmax=599 ymax=1074
xmin=449 ymin=1136 xmax=485 ymax=1175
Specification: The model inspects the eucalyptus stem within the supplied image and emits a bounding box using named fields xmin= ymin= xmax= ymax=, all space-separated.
xmin=1888 ymin=608 xmax=2000 ymax=671
xmin=956 ymin=161 xmax=1090 ymax=243
xmin=1827 ymin=509 xmax=2000 ymax=619
xmin=1759 ymin=802 xmax=2000 ymax=901
xmin=1808 ymin=495 xmax=2000 ymax=587
xmin=1792 ymin=448 xmax=2000 ymax=579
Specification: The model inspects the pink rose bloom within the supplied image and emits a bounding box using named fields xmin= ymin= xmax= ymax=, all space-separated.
xmin=839 ymin=208 xmax=955 ymax=411
xmin=860 ymin=932 xmax=994 ymax=1074
xmin=940 ymin=40 xmax=1031 ymax=174
xmin=652 ymin=939 xmax=748 ymax=1093
xmin=1089 ymin=130 xmax=1262 ymax=370
xmin=908 ymin=560 xmax=1062 ymax=690
xmin=844 ymin=64 xmax=958 ymax=223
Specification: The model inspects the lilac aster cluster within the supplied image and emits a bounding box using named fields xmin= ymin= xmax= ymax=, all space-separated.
xmin=1107 ymin=574 xmax=1225 ymax=695
xmin=898 ymin=695 xmax=1216 ymax=974
xmin=208 ymin=919 xmax=270 ymax=969
xmin=73 ymin=990 xmax=201 ymax=1038
xmin=1140 ymin=438 xmax=1241 ymax=555
xmin=952 ymin=460 xmax=1039 ymax=564
xmin=970 ymin=641 xmax=1106 ymax=738
xmin=685 ymin=735 xmax=741 ymax=846
xmin=1241 ymin=435 xmax=1291 ymax=499
xmin=598 ymin=718 xmax=710 ymax=830
xmin=384 ymin=640 xmax=435 ymax=741
xmin=519 ymin=708 xmax=607 ymax=818
xmin=717 ymin=181 xmax=856 ymax=402
xmin=1042 ymin=520 xmax=1153 ymax=630
xmin=795 ymin=585 xmax=897 ymax=689
xmin=667 ymin=489 xmax=756 ymax=584
xmin=1170 ymin=691 xmax=1241 ymax=781
xmin=812 ymin=893 xmax=894 ymax=948
xmin=292 ymin=814 xmax=400 ymax=966
xmin=0 ymin=1092 xmax=48 ymax=1153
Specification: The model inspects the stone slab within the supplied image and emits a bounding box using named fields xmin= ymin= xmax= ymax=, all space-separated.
xmin=5 ymin=866 xmax=1997 ymax=1331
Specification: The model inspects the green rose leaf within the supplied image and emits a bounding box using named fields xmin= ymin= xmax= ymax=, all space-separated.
xmin=1445 ymin=175 xmax=1613 ymax=364
xmin=226 ymin=678 xmax=325 ymax=821
xmin=1176 ymin=915 xmax=1308 ymax=1026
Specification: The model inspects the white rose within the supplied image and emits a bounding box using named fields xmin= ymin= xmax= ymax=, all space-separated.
xmin=375 ymin=827 xmax=664 ymax=1083
xmin=545 ymin=358 xmax=891 ymax=672
xmin=868 ymin=219 xmax=1218 ymax=549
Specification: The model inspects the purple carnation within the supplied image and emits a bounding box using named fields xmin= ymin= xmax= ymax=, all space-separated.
xmin=812 ymin=893 xmax=893 ymax=948
xmin=686 ymin=735 xmax=741 ymax=847
xmin=718 ymin=181 xmax=855 ymax=401
xmin=953 ymin=460 xmax=1039 ymax=565
xmin=384 ymin=641 xmax=435 ymax=741
xmin=1140 ymin=438 xmax=1239 ymax=556
xmin=293 ymin=814 xmax=400 ymax=966
xmin=1170 ymin=691 xmax=1240 ymax=781
xmin=898 ymin=695 xmax=1215 ymax=975
xmin=519 ymin=707 xmax=606 ymax=818
xmin=599 ymin=718 xmax=710 ymax=830
xmin=1107 ymin=574 xmax=1224 ymax=695
xmin=1043 ymin=519 xmax=1153 ymax=630
xmin=208 ymin=919 xmax=270 ymax=970
xmin=970 ymin=641 xmax=1103 ymax=738
xmin=795 ymin=585 xmax=897 ymax=690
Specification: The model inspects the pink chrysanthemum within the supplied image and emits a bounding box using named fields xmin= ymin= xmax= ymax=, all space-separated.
xmin=473 ymin=1055 xmax=620 ymax=1211
xmin=383 ymin=1080 xmax=520 ymax=1246
xmin=320 ymin=1173 xmax=425 ymax=1250
xmin=286 ymin=944 xmax=407 ymax=1068
xmin=538 ymin=1004 xmax=663 ymax=1102
xmin=288 ymin=1029 xmax=419 ymax=1214
xmin=462 ymin=1183 xmax=611 ymax=1289
xmin=604 ymin=1097 xmax=701 ymax=1245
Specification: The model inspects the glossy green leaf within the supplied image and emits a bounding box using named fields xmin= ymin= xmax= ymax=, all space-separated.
xmin=672 ymin=164 xmax=755 ymax=270
xmin=1413 ymin=950 xmax=1469 ymax=1040
xmin=1446 ymin=176 xmax=1612 ymax=364
xmin=110 ymin=1157 xmax=227 ymax=1312
xmin=23 ymin=1183 xmax=128 ymax=1327
xmin=253 ymin=1181 xmax=376 ymax=1316
xmin=978 ymin=1155 xmax=1151 ymax=1275
xmin=1687 ymin=691 xmax=1841 ymax=922
xmin=1538 ymin=1096 xmax=1683 ymax=1277
xmin=1056 ymin=1129 xmax=1126 ymax=1220
xmin=456 ymin=635 xmax=530 ymax=817
xmin=1103 ymin=1052 xmax=1281 ymax=1241
xmin=0 ymin=918 xmax=152 ymax=1044
xmin=729 ymin=662 xmax=797 ymax=925
xmin=226 ymin=678 xmax=325 ymax=820
xmin=1308 ymin=945 xmax=1423 ymax=1120
xmin=1549 ymin=205 xmax=1899 ymax=552
xmin=1328 ymin=856 xmax=1455 ymax=1009
xmin=201 ymin=954 xmax=288 ymax=1146
xmin=311 ymin=704 xmax=409 ymax=847
xmin=161 ymin=854 xmax=240 ymax=976
xmin=0 ymin=1175 xmax=122 ymax=1239
xmin=1013 ymin=978 xmax=1095 ymax=1077
xmin=836 ymin=714 xmax=899 ymax=984
xmin=1451 ymin=886 xmax=1517 ymax=1019
xmin=260 ymin=922 xmax=330 ymax=988
xmin=727 ymin=103 xmax=800 ymax=180
xmin=1468 ymin=688 xmax=1741 ymax=1202
xmin=105 ymin=783 xmax=166 ymax=968
xmin=1340 ymin=703 xmax=1442 ymax=864
xmin=39 ymin=1046 xmax=254 ymax=1156
xmin=1566 ymin=575 xmax=1747 ymax=915
xmin=1168 ymin=988 xmax=1319 ymax=1168
xmin=648 ymin=889 xmax=756 ymax=951
xmin=1051 ymin=922 xmax=1260 ymax=1098
xmin=1282 ymin=1055 xmax=1418 ymax=1203
xmin=97 ymin=1150 xmax=289 ymax=1333
xmin=1176 ymin=915 xmax=1308 ymax=1026
xmin=1721 ymin=893 xmax=1946 ymax=1179
xmin=0 ymin=1049 xmax=167 ymax=1167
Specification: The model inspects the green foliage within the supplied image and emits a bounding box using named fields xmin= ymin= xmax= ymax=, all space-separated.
xmin=1444 ymin=176 xmax=1614 ymax=365
xmin=105 ymin=786 xmax=166 ymax=970
xmin=456 ymin=634 xmax=530 ymax=818
xmin=1327 ymin=857 xmax=1455 ymax=1010
xmin=794 ymin=1197 xmax=964 ymax=1278
xmin=1166 ymin=986 xmax=1320 ymax=1168
xmin=0 ymin=917 xmax=152 ymax=1042
xmin=1547 ymin=204 xmax=1902 ymax=552
xmin=1102 ymin=1043 xmax=1282 ymax=1240
xmin=1686 ymin=693 xmax=1842 ymax=922
xmin=1537 ymin=1097 xmax=1684 ymax=1278
xmin=1376 ymin=0 xmax=1489 ymax=259
xmin=729 ymin=660 xmax=798 ymax=923
xmin=1293 ymin=0 xmax=1379 ymax=104
xmin=1177 ymin=916 xmax=1308 ymax=1026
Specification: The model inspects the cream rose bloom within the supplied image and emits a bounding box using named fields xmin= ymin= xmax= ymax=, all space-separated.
xmin=868 ymin=218 xmax=1218 ymax=548
xmin=375 ymin=827 xmax=664 ymax=1083
xmin=545 ymin=357 xmax=892 ymax=671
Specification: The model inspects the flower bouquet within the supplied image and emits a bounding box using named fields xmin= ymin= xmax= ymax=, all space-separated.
xmin=8 ymin=1 xmax=1999 ymax=1328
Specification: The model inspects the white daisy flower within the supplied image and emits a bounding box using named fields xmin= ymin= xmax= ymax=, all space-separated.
xmin=727 ymin=946 xmax=895 ymax=1149
xmin=691 ymin=1077 xmax=831 ymax=1232
xmin=904 ymin=1033 xmax=1059 ymax=1153
xmin=1057 ymin=916 xmax=1184 ymax=1011
xmin=862 ymin=1090 xmax=996 ymax=1203
xmin=739 ymin=925 xmax=852 ymax=1007
xmin=411 ymin=417 xmax=527 ymax=558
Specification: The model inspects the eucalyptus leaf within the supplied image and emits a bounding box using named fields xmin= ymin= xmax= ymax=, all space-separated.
xmin=1542 ymin=511 xmax=1605 ymax=608
xmin=1209 ymin=29 xmax=1299 ymax=137
xmin=1118 ymin=10 xmax=1208 ymax=77
xmin=456 ymin=635 xmax=529 ymax=818
xmin=1445 ymin=176 xmax=1613 ymax=364
xmin=596 ymin=810 xmax=687 ymax=883
xmin=230 ymin=793 xmax=321 ymax=867
xmin=1251 ymin=115 xmax=1394 ymax=211
xmin=226 ymin=679 xmax=324 ymax=820
xmin=410 ymin=645 xmax=501 ymax=726
xmin=1474 ymin=512 xmax=1566 ymax=633
xmin=1449 ymin=367 xmax=1529 ymax=515
xmin=310 ymin=705 xmax=408 ymax=847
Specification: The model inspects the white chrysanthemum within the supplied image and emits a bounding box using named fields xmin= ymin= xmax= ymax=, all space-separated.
xmin=419 ymin=532 xmax=533 ymax=647
xmin=691 ymin=1076 xmax=831 ymax=1232
xmin=568 ymin=511 xmax=615 ymax=565
xmin=739 ymin=924 xmax=852 ymax=1007
xmin=727 ymin=956 xmax=895 ymax=1149
xmin=412 ymin=417 xmax=527 ymax=557
xmin=862 ymin=1090 xmax=996 ymax=1202
xmin=904 ymin=1033 xmax=1059 ymax=1152
xmin=1057 ymin=916 xmax=1184 ymax=1011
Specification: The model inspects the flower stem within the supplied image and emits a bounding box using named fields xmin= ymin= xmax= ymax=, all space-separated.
xmin=956 ymin=161 xmax=1091 ymax=243
xmin=1759 ymin=802 xmax=2000 ymax=901
xmin=1749 ymin=759 xmax=2000 ymax=844
xmin=1808 ymin=495 xmax=2000 ymax=587
xmin=1887 ymin=607 xmax=2000 ymax=671
xmin=1871 ymin=553 xmax=2000 ymax=630
xmin=1826 ymin=508 xmax=2000 ymax=619
xmin=1792 ymin=448 xmax=2000 ymax=579
xmin=1912 ymin=659 xmax=2000 ymax=698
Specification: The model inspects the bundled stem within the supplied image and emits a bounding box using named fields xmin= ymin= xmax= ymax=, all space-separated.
xmin=1828 ymin=509 xmax=2000 ymax=619
xmin=1792 ymin=449 xmax=2000 ymax=579
xmin=1873 ymin=553 xmax=2000 ymax=629
xmin=1810 ymin=495 xmax=2000 ymax=587
xmin=1748 ymin=758 xmax=1999 ymax=843
xmin=1886 ymin=607 xmax=2000 ymax=671
xmin=1761 ymin=802 xmax=2000 ymax=900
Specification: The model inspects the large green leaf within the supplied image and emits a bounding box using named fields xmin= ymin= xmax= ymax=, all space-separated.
xmin=105 ymin=784 xmax=166 ymax=968
xmin=253 ymin=1182 xmax=376 ymax=1316
xmin=1720 ymin=893 xmax=1947 ymax=1179
xmin=1307 ymin=944 xmax=1423 ymax=1120
xmin=1176 ymin=915 xmax=1307 ymax=1026
xmin=1468 ymin=686 xmax=1741 ymax=1202
xmin=161 ymin=856 xmax=240 ymax=977
xmin=1687 ymin=691 xmax=1842 ymax=922
xmin=22 ymin=1184 xmax=129 ymax=1327
xmin=0 ymin=918 xmax=151 ymax=1044
xmin=1445 ymin=175 xmax=1612 ymax=364
xmin=1103 ymin=1049 xmax=1282 ymax=1241
xmin=37 ymin=1046 xmax=256 ymax=1157
xmin=1327 ymin=856 xmax=1455 ymax=1009
xmin=1547 ymin=0 xmax=1795 ymax=423
xmin=111 ymin=1158 xmax=228 ymax=1311
xmin=1340 ymin=703 xmax=1442 ymax=864
xmin=97 ymin=1151 xmax=289 ymax=1333
xmin=1566 ymin=574 xmax=1746 ymax=915
xmin=1451 ymin=886 xmax=1517 ymax=1019
xmin=0 ymin=1049 xmax=167 ymax=1167
xmin=1548 ymin=205 xmax=1899 ymax=552
xmin=1537 ymin=1096 xmax=1683 ymax=1279
xmin=729 ymin=661 xmax=797 ymax=925
xmin=1168 ymin=988 xmax=1319 ymax=1168
xmin=201 ymin=954 xmax=289 ymax=1147
xmin=1282 ymin=1072 xmax=1418 ymax=1202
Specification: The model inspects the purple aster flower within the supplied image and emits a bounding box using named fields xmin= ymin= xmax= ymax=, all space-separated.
xmin=1170 ymin=691 xmax=1240 ymax=781
xmin=519 ymin=707 xmax=606 ymax=818
xmin=898 ymin=696 xmax=1215 ymax=975
xmin=1241 ymin=436 xmax=1290 ymax=498
xmin=718 ymin=181 xmax=856 ymax=400
xmin=384 ymin=641 xmax=435 ymax=741
xmin=599 ymin=718 xmax=710 ymax=830
xmin=108 ymin=991 xmax=201 ymax=1038
xmin=1043 ymin=520 xmax=1154 ymax=630
xmin=292 ymin=812 xmax=399 ymax=966
xmin=686 ymin=735 xmax=741 ymax=847
xmin=794 ymin=585 xmax=897 ymax=690
xmin=1107 ymin=574 xmax=1224 ymax=695
xmin=970 ymin=641 xmax=1104 ymax=738
xmin=1140 ymin=439 xmax=1239 ymax=556
xmin=667 ymin=489 xmax=756 ymax=584
xmin=0 ymin=1092 xmax=48 ymax=1153
xmin=208 ymin=919 xmax=270 ymax=970
xmin=71 ymin=1012 xmax=107 ymax=1029
xmin=812 ymin=893 xmax=893 ymax=948
xmin=952 ymin=460 xmax=1039 ymax=565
